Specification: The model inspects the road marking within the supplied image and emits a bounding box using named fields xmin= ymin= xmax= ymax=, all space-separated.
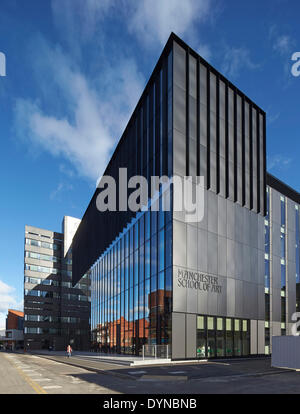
xmin=206 ymin=361 xmax=230 ymax=366
xmin=205 ymin=378 xmax=230 ymax=383
xmin=3 ymin=355 xmax=47 ymax=394
xmin=169 ymin=371 xmax=187 ymax=374
xmin=43 ymin=385 xmax=62 ymax=389
xmin=129 ymin=370 xmax=147 ymax=375
xmin=35 ymin=378 xmax=52 ymax=382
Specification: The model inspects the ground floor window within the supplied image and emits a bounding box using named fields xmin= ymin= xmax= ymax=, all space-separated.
xmin=196 ymin=315 xmax=250 ymax=358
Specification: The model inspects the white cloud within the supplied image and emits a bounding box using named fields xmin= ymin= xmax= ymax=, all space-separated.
xmin=221 ymin=46 xmax=260 ymax=79
xmin=267 ymin=112 xmax=280 ymax=125
xmin=267 ymin=154 xmax=292 ymax=171
xmin=273 ymin=35 xmax=293 ymax=55
xmin=51 ymin=0 xmax=115 ymax=55
xmin=269 ymin=26 xmax=295 ymax=57
xmin=52 ymin=0 xmax=213 ymax=49
xmin=128 ymin=0 xmax=212 ymax=47
xmin=0 ymin=280 xmax=23 ymax=330
xmin=59 ymin=164 xmax=75 ymax=178
xmin=52 ymin=0 xmax=213 ymax=56
xmin=14 ymin=40 xmax=145 ymax=183
xmin=268 ymin=26 xmax=296 ymax=85
xmin=50 ymin=182 xmax=73 ymax=201
xmin=15 ymin=0 xmax=215 ymax=183
xmin=197 ymin=43 xmax=212 ymax=62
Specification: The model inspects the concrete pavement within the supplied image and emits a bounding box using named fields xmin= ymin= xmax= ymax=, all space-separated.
xmin=2 ymin=352 xmax=300 ymax=394
xmin=0 ymin=352 xmax=37 ymax=394
xmin=0 ymin=351 xmax=120 ymax=394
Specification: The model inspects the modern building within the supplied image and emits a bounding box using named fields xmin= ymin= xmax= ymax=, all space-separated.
xmin=1 ymin=309 xmax=24 ymax=351
xmin=72 ymin=33 xmax=300 ymax=360
xmin=264 ymin=175 xmax=299 ymax=354
xmin=24 ymin=216 xmax=91 ymax=351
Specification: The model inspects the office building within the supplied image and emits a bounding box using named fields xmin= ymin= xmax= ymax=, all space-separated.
xmin=72 ymin=33 xmax=299 ymax=359
xmin=264 ymin=175 xmax=299 ymax=354
xmin=24 ymin=216 xmax=91 ymax=351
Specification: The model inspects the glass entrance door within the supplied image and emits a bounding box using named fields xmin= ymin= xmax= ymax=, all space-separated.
xmin=207 ymin=317 xmax=215 ymax=358
xmin=196 ymin=315 xmax=250 ymax=359
xmin=196 ymin=316 xmax=206 ymax=358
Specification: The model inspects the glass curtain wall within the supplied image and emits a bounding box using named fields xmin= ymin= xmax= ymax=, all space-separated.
xmin=296 ymin=206 xmax=300 ymax=311
xmin=280 ymin=196 xmax=287 ymax=335
xmin=90 ymin=206 xmax=172 ymax=355
xmin=264 ymin=188 xmax=271 ymax=354
xmin=90 ymin=50 xmax=173 ymax=356
xmin=196 ymin=315 xmax=250 ymax=358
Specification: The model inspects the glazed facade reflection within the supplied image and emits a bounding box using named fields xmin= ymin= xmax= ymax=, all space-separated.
xmin=296 ymin=205 xmax=300 ymax=310
xmin=89 ymin=47 xmax=173 ymax=355
xmin=90 ymin=204 xmax=172 ymax=355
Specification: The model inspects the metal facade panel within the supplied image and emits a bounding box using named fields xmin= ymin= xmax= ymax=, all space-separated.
xmin=257 ymin=320 xmax=265 ymax=354
xmin=173 ymin=42 xmax=186 ymax=90
xmin=187 ymin=225 xmax=198 ymax=270
xmin=172 ymin=312 xmax=186 ymax=359
xmin=186 ymin=314 xmax=196 ymax=358
xmin=250 ymin=320 xmax=258 ymax=354
xmin=173 ymin=128 xmax=186 ymax=177
xmin=197 ymin=228 xmax=208 ymax=273
xmin=173 ymin=220 xmax=187 ymax=267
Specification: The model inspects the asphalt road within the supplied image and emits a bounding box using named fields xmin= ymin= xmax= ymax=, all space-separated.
xmin=2 ymin=351 xmax=300 ymax=394
xmin=0 ymin=352 xmax=120 ymax=394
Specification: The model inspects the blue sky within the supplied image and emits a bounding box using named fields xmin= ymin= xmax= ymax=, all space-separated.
xmin=0 ymin=0 xmax=299 ymax=329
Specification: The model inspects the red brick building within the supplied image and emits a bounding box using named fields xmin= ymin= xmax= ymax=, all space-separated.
xmin=4 ymin=309 xmax=24 ymax=350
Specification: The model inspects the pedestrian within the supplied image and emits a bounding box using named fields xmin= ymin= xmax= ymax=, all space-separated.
xmin=67 ymin=344 xmax=72 ymax=358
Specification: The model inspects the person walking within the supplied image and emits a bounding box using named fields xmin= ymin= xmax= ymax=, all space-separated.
xmin=67 ymin=344 xmax=72 ymax=358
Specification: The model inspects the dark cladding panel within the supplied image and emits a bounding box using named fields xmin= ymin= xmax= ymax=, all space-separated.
xmin=199 ymin=63 xmax=208 ymax=188
xmin=252 ymin=107 xmax=258 ymax=213
xmin=199 ymin=64 xmax=207 ymax=147
xmin=259 ymin=113 xmax=265 ymax=215
xmin=189 ymin=82 xmax=197 ymax=136
xmin=189 ymin=54 xmax=197 ymax=100
xmin=173 ymin=42 xmax=186 ymax=91
xmin=189 ymin=69 xmax=197 ymax=140
xmin=209 ymin=72 xmax=217 ymax=193
xmin=236 ymin=95 xmax=243 ymax=205
xmin=228 ymin=87 xmax=235 ymax=201
xmin=219 ymin=80 xmax=226 ymax=198
xmin=209 ymin=72 xmax=217 ymax=154
xmin=173 ymin=84 xmax=186 ymax=135
xmin=188 ymin=55 xmax=197 ymax=179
